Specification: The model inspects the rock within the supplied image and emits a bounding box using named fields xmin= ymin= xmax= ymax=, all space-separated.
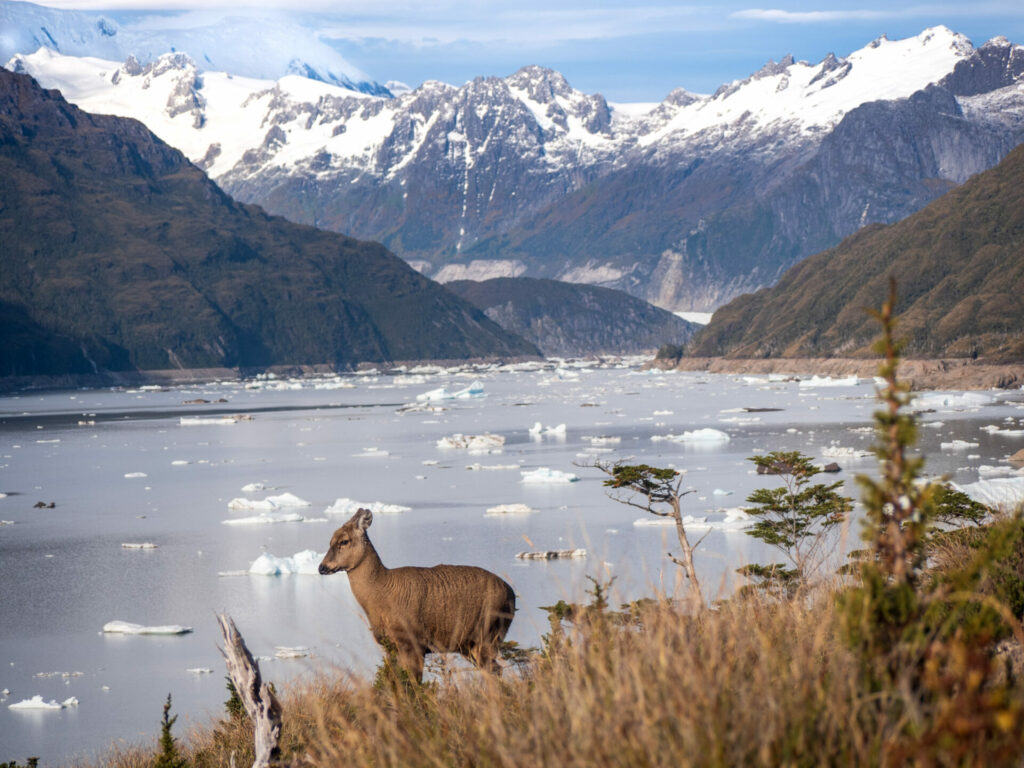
xmin=1009 ymin=448 xmax=1024 ymax=465
xmin=821 ymin=462 xmax=842 ymax=473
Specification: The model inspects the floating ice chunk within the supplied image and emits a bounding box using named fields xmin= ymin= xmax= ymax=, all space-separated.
xmin=686 ymin=508 xmax=756 ymax=531
xmin=187 ymin=667 xmax=214 ymax=674
xmin=171 ymin=460 xmax=190 ymax=466
xmin=437 ymin=433 xmax=505 ymax=451
xmin=799 ymin=375 xmax=859 ymax=388
xmin=941 ymin=440 xmax=980 ymax=450
xmin=453 ymin=380 xmax=485 ymax=398
xmin=9 ymin=695 xmax=78 ymax=710
xmin=275 ymin=646 xmax=311 ymax=659
xmin=179 ymin=415 xmax=252 ymax=425
xmin=227 ymin=493 xmax=311 ymax=511
xmin=981 ymin=425 xmax=1024 ymax=437
xmin=922 ymin=421 xmax=945 ymax=429
xmin=516 ymin=548 xmax=586 ymax=559
xmin=585 ymin=435 xmax=620 ymax=445
xmin=978 ymin=465 xmax=1022 ymax=479
xmin=821 ymin=445 xmax=873 ymax=459
xmin=485 ymin=503 xmax=534 ymax=517
xmin=528 ymin=421 xmax=543 ymax=436
xmin=0 ymin=520 xmax=13 ymax=526
xmin=222 ymin=512 xmax=308 ymax=525
xmin=124 ymin=472 xmax=147 ymax=479
xmin=466 ymin=463 xmax=520 ymax=471
xmin=521 ymin=467 xmax=579 ymax=484
xmin=248 ymin=549 xmax=324 ymax=576
xmin=651 ymin=428 xmax=730 ymax=444
xmin=915 ymin=392 xmax=995 ymax=410
xmin=952 ymin=477 xmax=1024 ymax=511
xmin=712 ymin=489 xmax=732 ymax=496
xmin=325 ymin=498 xmax=412 ymax=516
xmin=241 ymin=482 xmax=272 ymax=492
xmin=103 ymin=621 xmax=193 ymax=635
xmin=121 ymin=542 xmax=158 ymax=549
xmin=355 ymin=447 xmax=390 ymax=457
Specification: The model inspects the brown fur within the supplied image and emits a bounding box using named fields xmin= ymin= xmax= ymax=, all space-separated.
xmin=319 ymin=508 xmax=516 ymax=682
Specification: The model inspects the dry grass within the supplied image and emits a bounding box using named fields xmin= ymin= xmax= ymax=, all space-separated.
xmin=79 ymin=582 xmax=1021 ymax=768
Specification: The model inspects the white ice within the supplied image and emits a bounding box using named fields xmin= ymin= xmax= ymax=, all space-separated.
xmin=437 ymin=433 xmax=505 ymax=451
xmin=941 ymin=440 xmax=980 ymax=450
xmin=8 ymin=695 xmax=78 ymax=711
xmin=821 ymin=445 xmax=873 ymax=459
xmin=798 ymin=375 xmax=860 ymax=388
xmin=520 ymin=467 xmax=579 ymax=484
xmin=651 ymin=428 xmax=730 ymax=443
xmin=121 ymin=542 xmax=158 ymax=549
xmin=248 ymin=549 xmax=324 ymax=576
xmin=102 ymin=621 xmax=193 ymax=635
xmin=485 ymin=503 xmax=534 ymax=517
xmin=952 ymin=477 xmax=1024 ymax=511
xmin=227 ymin=492 xmax=311 ymax=511
xmin=915 ymin=392 xmax=996 ymax=410
xmin=222 ymin=511 xmax=313 ymax=525
xmin=633 ymin=507 xmax=754 ymax=531
xmin=325 ymin=498 xmax=412 ymax=516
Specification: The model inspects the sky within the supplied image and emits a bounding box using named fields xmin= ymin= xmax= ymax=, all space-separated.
xmin=28 ymin=1 xmax=1024 ymax=101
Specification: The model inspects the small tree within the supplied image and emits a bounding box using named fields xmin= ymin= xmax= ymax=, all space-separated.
xmin=154 ymin=693 xmax=188 ymax=768
xmin=592 ymin=461 xmax=704 ymax=608
xmin=742 ymin=451 xmax=852 ymax=591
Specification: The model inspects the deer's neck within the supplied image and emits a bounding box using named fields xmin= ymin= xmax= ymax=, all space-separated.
xmin=347 ymin=539 xmax=388 ymax=600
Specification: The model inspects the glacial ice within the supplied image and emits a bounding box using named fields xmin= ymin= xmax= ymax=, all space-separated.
xmin=520 ymin=467 xmax=579 ymax=484
xmin=8 ymin=695 xmax=78 ymax=711
xmin=248 ymin=549 xmax=324 ymax=575
xmin=437 ymin=433 xmax=505 ymax=451
xmin=325 ymin=498 xmax=412 ymax=516
xmin=529 ymin=422 xmax=567 ymax=438
xmin=633 ymin=508 xmax=754 ymax=531
xmin=914 ymin=392 xmax=995 ymax=410
xmin=820 ymin=445 xmax=873 ymax=459
xmin=123 ymin=472 xmax=147 ymax=479
xmin=227 ymin=492 xmax=311 ymax=511
xmin=940 ymin=440 xmax=980 ymax=450
xmin=952 ymin=477 xmax=1024 ymax=510
xmin=798 ymin=375 xmax=860 ymax=388
xmin=651 ymin=428 xmax=730 ymax=443
xmin=121 ymin=542 xmax=158 ymax=549
xmin=416 ymin=380 xmax=485 ymax=402
xmin=102 ymin=621 xmax=193 ymax=635
xmin=222 ymin=511 xmax=313 ymax=525
xmin=275 ymin=646 xmax=311 ymax=659
xmin=485 ymin=503 xmax=534 ymax=517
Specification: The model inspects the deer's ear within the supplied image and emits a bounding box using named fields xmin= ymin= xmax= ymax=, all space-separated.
xmin=353 ymin=508 xmax=373 ymax=532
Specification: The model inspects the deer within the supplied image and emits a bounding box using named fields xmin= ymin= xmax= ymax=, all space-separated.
xmin=318 ymin=508 xmax=516 ymax=683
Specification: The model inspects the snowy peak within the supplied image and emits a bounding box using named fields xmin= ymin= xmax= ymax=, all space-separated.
xmin=0 ymin=0 xmax=387 ymax=96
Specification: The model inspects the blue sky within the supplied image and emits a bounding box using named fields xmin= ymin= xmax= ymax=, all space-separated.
xmin=35 ymin=1 xmax=1024 ymax=100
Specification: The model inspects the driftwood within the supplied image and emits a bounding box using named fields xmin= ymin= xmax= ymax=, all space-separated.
xmin=217 ymin=614 xmax=282 ymax=768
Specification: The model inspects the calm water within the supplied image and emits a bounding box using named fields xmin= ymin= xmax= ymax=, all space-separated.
xmin=1 ymin=362 xmax=1022 ymax=764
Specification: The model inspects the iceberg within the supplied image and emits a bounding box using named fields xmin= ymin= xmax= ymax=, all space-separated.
xmin=248 ymin=549 xmax=324 ymax=576
xmin=940 ymin=440 xmax=980 ymax=450
xmin=651 ymin=428 xmax=730 ymax=443
xmin=222 ymin=511 xmax=309 ymax=525
xmin=521 ymin=467 xmax=579 ymax=484
xmin=799 ymin=375 xmax=859 ymax=388
xmin=123 ymin=472 xmax=147 ymax=479
xmin=415 ymin=380 xmax=485 ymax=402
xmin=633 ymin=508 xmax=754 ymax=531
xmin=952 ymin=477 xmax=1024 ymax=511
xmin=102 ymin=621 xmax=193 ymax=635
xmin=9 ymin=695 xmax=78 ymax=710
xmin=325 ymin=498 xmax=412 ymax=516
xmin=227 ymin=492 xmax=311 ymax=511
xmin=485 ymin=503 xmax=534 ymax=517
xmin=437 ymin=433 xmax=505 ymax=451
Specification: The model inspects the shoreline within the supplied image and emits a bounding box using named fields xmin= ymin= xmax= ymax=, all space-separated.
xmin=656 ymin=357 xmax=1024 ymax=390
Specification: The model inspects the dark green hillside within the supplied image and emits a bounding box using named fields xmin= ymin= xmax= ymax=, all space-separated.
xmin=688 ymin=142 xmax=1024 ymax=362
xmin=446 ymin=277 xmax=695 ymax=356
xmin=0 ymin=69 xmax=537 ymax=377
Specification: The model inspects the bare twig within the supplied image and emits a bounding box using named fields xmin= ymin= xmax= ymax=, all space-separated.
xmin=217 ymin=613 xmax=283 ymax=768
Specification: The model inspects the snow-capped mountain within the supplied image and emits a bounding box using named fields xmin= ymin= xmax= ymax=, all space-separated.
xmin=8 ymin=25 xmax=1024 ymax=310
xmin=0 ymin=0 xmax=387 ymax=95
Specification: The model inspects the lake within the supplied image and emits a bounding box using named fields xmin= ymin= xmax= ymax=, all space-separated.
xmin=1 ymin=360 xmax=1023 ymax=764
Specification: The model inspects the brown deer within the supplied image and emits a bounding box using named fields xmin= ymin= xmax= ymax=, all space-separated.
xmin=318 ymin=508 xmax=515 ymax=682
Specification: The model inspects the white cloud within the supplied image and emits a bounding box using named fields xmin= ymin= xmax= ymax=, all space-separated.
xmin=731 ymin=3 xmax=1024 ymax=24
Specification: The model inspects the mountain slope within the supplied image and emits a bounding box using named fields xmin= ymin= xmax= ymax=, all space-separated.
xmin=445 ymin=278 xmax=695 ymax=356
xmin=8 ymin=26 xmax=1024 ymax=312
xmin=686 ymin=143 xmax=1024 ymax=362
xmin=0 ymin=69 xmax=537 ymax=377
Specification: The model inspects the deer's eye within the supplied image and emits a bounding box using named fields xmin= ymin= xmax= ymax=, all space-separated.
xmin=338 ymin=538 xmax=350 ymax=547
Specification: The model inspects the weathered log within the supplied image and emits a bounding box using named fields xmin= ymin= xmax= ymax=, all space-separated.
xmin=217 ymin=614 xmax=282 ymax=768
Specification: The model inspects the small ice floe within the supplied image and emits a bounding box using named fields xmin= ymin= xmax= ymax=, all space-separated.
xmin=121 ymin=542 xmax=158 ymax=549
xmin=102 ymin=621 xmax=193 ymax=635
xmin=325 ymin=498 xmax=412 ymax=516
xmin=313 ymin=378 xmax=356 ymax=390
xmin=437 ymin=433 xmax=505 ymax=451
xmin=248 ymin=550 xmax=324 ymax=576
xmin=222 ymin=511 xmax=309 ymax=525
xmin=275 ymin=646 xmax=311 ymax=659
xmin=529 ymin=422 xmax=567 ymax=438
xmin=33 ymin=671 xmax=82 ymax=679
xmin=584 ymin=435 xmax=620 ymax=445
xmin=978 ymin=465 xmax=1022 ymax=479
xmin=952 ymin=477 xmax=1024 ymax=511
xmin=187 ymin=667 xmax=214 ymax=675
xmin=8 ymin=695 xmax=78 ymax=711
xmin=179 ymin=415 xmax=252 ymax=426
xmin=0 ymin=520 xmax=13 ymax=526
xmin=227 ymin=493 xmax=311 ymax=511
xmin=416 ymin=380 xmax=484 ymax=402
xmin=712 ymin=489 xmax=732 ymax=496
xmin=241 ymin=482 xmax=273 ymax=492
xmin=653 ymin=410 xmax=674 ymax=416
xmin=914 ymin=392 xmax=995 ymax=410
xmin=466 ymin=463 xmax=520 ymax=471
xmin=171 ymin=460 xmax=191 ymax=466
xmin=941 ymin=440 xmax=980 ymax=451
xmin=922 ymin=421 xmax=945 ymax=429
xmin=820 ymin=445 xmax=873 ymax=459
xmin=799 ymin=375 xmax=859 ymax=388
xmin=633 ymin=508 xmax=754 ymax=531
xmin=485 ymin=503 xmax=534 ymax=517
xmin=124 ymin=472 xmax=147 ymax=479
xmin=520 ymin=467 xmax=579 ymax=484
xmin=651 ymin=428 xmax=730 ymax=444
xmin=981 ymin=425 xmax=1024 ymax=437
xmin=516 ymin=548 xmax=586 ymax=560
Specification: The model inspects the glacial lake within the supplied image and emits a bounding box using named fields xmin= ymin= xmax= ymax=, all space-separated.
xmin=2 ymin=361 xmax=1023 ymax=764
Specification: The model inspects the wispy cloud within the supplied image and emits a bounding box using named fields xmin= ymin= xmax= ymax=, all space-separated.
xmin=731 ymin=3 xmax=1024 ymax=24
